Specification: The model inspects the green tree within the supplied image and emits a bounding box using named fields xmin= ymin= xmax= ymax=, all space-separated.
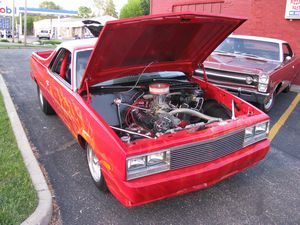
xmin=39 ymin=1 xmax=62 ymax=10
xmin=17 ymin=15 xmax=42 ymax=35
xmin=93 ymin=0 xmax=105 ymax=16
xmin=120 ymin=0 xmax=144 ymax=19
xmin=140 ymin=0 xmax=150 ymax=15
xmin=78 ymin=6 xmax=92 ymax=18
xmin=104 ymin=0 xmax=118 ymax=18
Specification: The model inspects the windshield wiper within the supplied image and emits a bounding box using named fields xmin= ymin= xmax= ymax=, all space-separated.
xmin=152 ymin=78 xmax=189 ymax=83
xmin=213 ymin=50 xmax=236 ymax=56
xmin=98 ymin=85 xmax=146 ymax=89
xmin=214 ymin=50 xmax=228 ymax=53
xmin=234 ymin=52 xmax=268 ymax=60
xmin=236 ymin=52 xmax=258 ymax=58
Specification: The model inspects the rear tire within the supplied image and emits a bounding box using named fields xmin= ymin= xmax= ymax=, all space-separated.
xmin=86 ymin=144 xmax=108 ymax=192
xmin=37 ymin=86 xmax=55 ymax=115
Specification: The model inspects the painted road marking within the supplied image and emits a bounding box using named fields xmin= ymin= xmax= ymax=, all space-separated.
xmin=269 ymin=93 xmax=300 ymax=141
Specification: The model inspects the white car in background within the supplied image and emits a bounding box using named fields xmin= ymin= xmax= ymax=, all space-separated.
xmin=37 ymin=30 xmax=51 ymax=40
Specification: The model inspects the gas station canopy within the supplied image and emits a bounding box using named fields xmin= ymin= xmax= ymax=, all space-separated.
xmin=18 ymin=7 xmax=78 ymax=16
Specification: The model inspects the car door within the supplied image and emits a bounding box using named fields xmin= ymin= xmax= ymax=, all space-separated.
xmin=279 ymin=43 xmax=297 ymax=88
xmin=47 ymin=48 xmax=80 ymax=135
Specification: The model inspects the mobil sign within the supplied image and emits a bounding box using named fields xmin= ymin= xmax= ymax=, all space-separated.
xmin=285 ymin=0 xmax=300 ymax=19
xmin=0 ymin=0 xmax=18 ymax=16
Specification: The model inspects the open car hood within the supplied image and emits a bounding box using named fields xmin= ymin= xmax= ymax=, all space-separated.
xmin=79 ymin=13 xmax=246 ymax=92
xmin=82 ymin=20 xmax=104 ymax=37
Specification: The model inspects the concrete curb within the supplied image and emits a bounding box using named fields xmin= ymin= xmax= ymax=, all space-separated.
xmin=291 ymin=84 xmax=300 ymax=93
xmin=0 ymin=75 xmax=52 ymax=225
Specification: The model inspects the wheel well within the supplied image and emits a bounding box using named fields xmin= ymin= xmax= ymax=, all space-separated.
xmin=77 ymin=135 xmax=87 ymax=149
xmin=275 ymin=82 xmax=282 ymax=94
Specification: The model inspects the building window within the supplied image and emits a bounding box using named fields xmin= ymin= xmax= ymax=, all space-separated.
xmin=172 ymin=0 xmax=225 ymax=14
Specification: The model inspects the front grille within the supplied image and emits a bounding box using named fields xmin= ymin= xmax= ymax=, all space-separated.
xmin=195 ymin=69 xmax=258 ymax=88
xmin=170 ymin=130 xmax=245 ymax=170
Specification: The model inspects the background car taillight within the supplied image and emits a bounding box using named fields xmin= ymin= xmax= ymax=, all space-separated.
xmin=258 ymin=74 xmax=269 ymax=92
xmin=126 ymin=150 xmax=170 ymax=180
xmin=244 ymin=121 xmax=269 ymax=147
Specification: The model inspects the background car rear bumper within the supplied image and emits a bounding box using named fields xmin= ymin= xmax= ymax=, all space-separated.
xmin=104 ymin=139 xmax=270 ymax=207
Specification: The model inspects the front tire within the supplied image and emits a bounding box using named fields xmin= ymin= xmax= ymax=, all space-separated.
xmin=86 ymin=144 xmax=108 ymax=191
xmin=258 ymin=92 xmax=275 ymax=113
xmin=37 ymin=86 xmax=55 ymax=115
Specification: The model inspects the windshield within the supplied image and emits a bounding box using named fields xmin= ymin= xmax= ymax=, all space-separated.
xmin=96 ymin=71 xmax=186 ymax=87
xmin=214 ymin=37 xmax=280 ymax=61
xmin=76 ymin=49 xmax=185 ymax=89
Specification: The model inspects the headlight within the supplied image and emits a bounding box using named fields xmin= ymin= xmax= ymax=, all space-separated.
xmin=127 ymin=156 xmax=146 ymax=170
xmin=127 ymin=150 xmax=170 ymax=180
xmin=147 ymin=152 xmax=166 ymax=166
xmin=258 ymin=74 xmax=269 ymax=93
xmin=244 ymin=121 xmax=269 ymax=147
xmin=258 ymin=84 xmax=268 ymax=92
xmin=245 ymin=126 xmax=254 ymax=139
xmin=259 ymin=74 xmax=269 ymax=84
xmin=255 ymin=122 xmax=269 ymax=135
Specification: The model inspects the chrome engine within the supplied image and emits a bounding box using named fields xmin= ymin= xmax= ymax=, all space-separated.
xmin=115 ymin=82 xmax=222 ymax=141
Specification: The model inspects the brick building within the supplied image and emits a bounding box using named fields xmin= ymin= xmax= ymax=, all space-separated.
xmin=151 ymin=0 xmax=300 ymax=84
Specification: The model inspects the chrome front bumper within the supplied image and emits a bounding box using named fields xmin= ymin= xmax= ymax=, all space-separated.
xmin=216 ymin=84 xmax=269 ymax=104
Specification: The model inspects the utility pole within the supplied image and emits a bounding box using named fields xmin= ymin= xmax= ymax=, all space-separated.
xmin=24 ymin=0 xmax=27 ymax=46
xmin=12 ymin=0 xmax=15 ymax=43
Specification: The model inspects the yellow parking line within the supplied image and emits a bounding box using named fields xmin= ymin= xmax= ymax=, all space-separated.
xmin=269 ymin=93 xmax=300 ymax=141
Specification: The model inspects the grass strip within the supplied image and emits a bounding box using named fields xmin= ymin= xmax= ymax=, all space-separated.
xmin=0 ymin=93 xmax=38 ymax=225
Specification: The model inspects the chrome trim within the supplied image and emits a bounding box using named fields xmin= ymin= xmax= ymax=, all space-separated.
xmin=170 ymin=129 xmax=245 ymax=170
xmin=127 ymin=163 xmax=170 ymax=180
xmin=126 ymin=150 xmax=171 ymax=180
xmin=243 ymin=121 xmax=269 ymax=147
xmin=196 ymin=68 xmax=256 ymax=77
xmin=195 ymin=69 xmax=254 ymax=82
xmin=211 ymin=83 xmax=270 ymax=97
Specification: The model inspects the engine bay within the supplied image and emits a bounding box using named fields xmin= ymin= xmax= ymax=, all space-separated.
xmin=90 ymin=78 xmax=232 ymax=143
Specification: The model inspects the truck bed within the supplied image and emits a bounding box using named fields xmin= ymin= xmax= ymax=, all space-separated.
xmin=34 ymin=50 xmax=53 ymax=59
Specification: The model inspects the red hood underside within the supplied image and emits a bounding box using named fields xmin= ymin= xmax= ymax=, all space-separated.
xmin=79 ymin=13 xmax=246 ymax=92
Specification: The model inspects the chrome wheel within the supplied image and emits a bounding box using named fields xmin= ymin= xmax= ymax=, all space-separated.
xmin=264 ymin=92 xmax=274 ymax=111
xmin=87 ymin=145 xmax=101 ymax=183
xmin=39 ymin=89 xmax=44 ymax=106
xmin=37 ymin=86 xmax=54 ymax=115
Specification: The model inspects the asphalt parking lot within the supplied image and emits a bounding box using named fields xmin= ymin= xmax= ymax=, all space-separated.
xmin=0 ymin=48 xmax=299 ymax=225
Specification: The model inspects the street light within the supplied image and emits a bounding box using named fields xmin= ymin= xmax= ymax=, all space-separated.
xmin=11 ymin=0 xmax=15 ymax=42
xmin=24 ymin=0 xmax=27 ymax=46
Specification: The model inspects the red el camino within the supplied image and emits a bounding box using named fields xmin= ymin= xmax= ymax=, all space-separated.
xmin=30 ymin=13 xmax=270 ymax=207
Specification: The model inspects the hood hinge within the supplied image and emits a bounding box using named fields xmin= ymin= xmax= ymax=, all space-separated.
xmin=199 ymin=63 xmax=208 ymax=82
xmin=85 ymin=79 xmax=92 ymax=104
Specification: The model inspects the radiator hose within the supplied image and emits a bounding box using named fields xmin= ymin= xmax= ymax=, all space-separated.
xmin=169 ymin=108 xmax=222 ymax=123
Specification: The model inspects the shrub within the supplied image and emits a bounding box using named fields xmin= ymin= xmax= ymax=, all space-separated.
xmin=0 ymin=39 xmax=9 ymax=43
xmin=41 ymin=40 xmax=62 ymax=45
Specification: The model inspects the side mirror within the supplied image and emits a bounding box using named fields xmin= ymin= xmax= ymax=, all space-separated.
xmin=285 ymin=56 xmax=292 ymax=61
